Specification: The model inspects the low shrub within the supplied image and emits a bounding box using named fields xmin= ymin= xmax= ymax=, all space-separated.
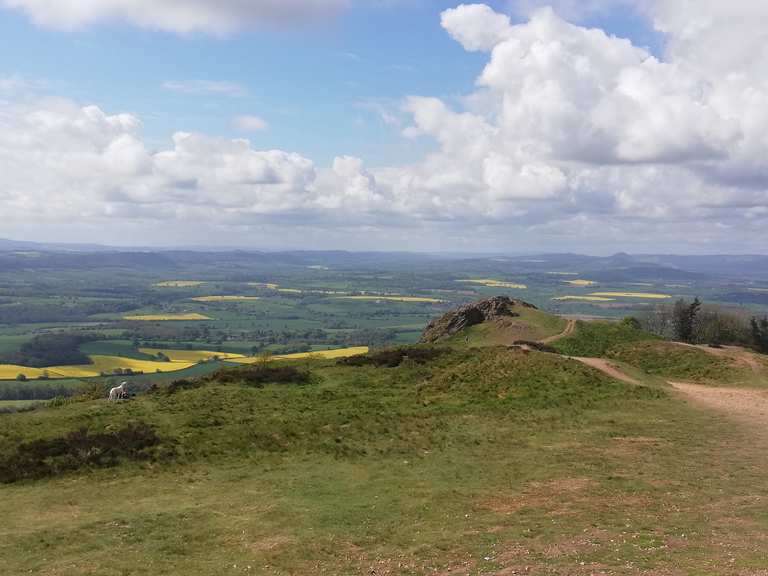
xmin=0 ymin=422 xmax=163 ymax=483
xmin=207 ymin=365 xmax=311 ymax=387
xmin=338 ymin=347 xmax=447 ymax=368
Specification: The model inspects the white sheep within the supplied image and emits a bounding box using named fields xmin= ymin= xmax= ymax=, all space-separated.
xmin=108 ymin=381 xmax=127 ymax=402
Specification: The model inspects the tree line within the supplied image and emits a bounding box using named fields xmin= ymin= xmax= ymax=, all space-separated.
xmin=640 ymin=298 xmax=768 ymax=352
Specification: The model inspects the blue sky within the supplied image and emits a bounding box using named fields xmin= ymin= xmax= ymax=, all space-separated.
xmin=0 ymin=0 xmax=657 ymax=167
xmin=0 ymin=1 xmax=765 ymax=253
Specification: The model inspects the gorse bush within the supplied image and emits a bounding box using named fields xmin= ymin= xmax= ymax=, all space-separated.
xmin=206 ymin=364 xmax=311 ymax=387
xmin=0 ymin=422 xmax=163 ymax=483
xmin=337 ymin=346 xmax=447 ymax=368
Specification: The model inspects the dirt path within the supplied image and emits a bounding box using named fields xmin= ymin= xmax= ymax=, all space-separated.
xmin=571 ymin=357 xmax=640 ymax=384
xmin=539 ymin=319 xmax=576 ymax=345
xmin=670 ymin=381 xmax=768 ymax=432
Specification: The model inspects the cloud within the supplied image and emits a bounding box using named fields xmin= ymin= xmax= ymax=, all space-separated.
xmin=162 ymin=80 xmax=248 ymax=97
xmin=440 ymin=4 xmax=514 ymax=52
xmin=233 ymin=115 xmax=269 ymax=132
xmin=1 ymin=0 xmax=350 ymax=33
xmin=3 ymin=3 xmax=768 ymax=251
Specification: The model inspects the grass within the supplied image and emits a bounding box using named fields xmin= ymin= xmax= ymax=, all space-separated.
xmin=588 ymin=292 xmax=672 ymax=299
xmin=4 ymin=346 xmax=768 ymax=573
xmin=0 ymin=399 xmax=43 ymax=409
xmin=607 ymin=341 xmax=747 ymax=383
xmin=553 ymin=321 xmax=659 ymax=357
xmin=123 ymin=313 xmax=213 ymax=321
xmin=444 ymin=306 xmax=567 ymax=348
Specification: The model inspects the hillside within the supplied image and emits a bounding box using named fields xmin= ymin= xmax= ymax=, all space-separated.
xmin=422 ymin=296 xmax=567 ymax=346
xmin=2 ymin=300 xmax=768 ymax=574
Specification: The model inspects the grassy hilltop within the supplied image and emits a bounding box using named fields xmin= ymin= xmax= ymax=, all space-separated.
xmin=2 ymin=302 xmax=768 ymax=574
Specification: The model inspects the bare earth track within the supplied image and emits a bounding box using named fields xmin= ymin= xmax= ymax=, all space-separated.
xmin=571 ymin=357 xmax=640 ymax=384
xmin=539 ymin=318 xmax=576 ymax=345
xmin=670 ymin=381 xmax=768 ymax=434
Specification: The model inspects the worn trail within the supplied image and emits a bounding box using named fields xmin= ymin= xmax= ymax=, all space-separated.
xmin=670 ymin=381 xmax=768 ymax=434
xmin=539 ymin=319 xmax=576 ymax=345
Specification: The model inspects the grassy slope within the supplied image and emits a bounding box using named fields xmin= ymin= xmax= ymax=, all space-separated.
xmin=443 ymin=306 xmax=567 ymax=348
xmin=552 ymin=320 xmax=659 ymax=357
xmin=607 ymin=341 xmax=748 ymax=383
xmin=2 ymin=349 xmax=768 ymax=573
xmin=552 ymin=321 xmax=753 ymax=384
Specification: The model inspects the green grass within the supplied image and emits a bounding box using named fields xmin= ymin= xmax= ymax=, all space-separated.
xmin=553 ymin=320 xmax=659 ymax=357
xmin=8 ymin=347 xmax=768 ymax=573
xmin=0 ymin=399 xmax=43 ymax=409
xmin=607 ymin=340 xmax=746 ymax=383
xmin=443 ymin=306 xmax=567 ymax=348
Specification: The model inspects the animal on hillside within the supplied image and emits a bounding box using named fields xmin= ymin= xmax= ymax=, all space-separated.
xmin=108 ymin=381 xmax=128 ymax=402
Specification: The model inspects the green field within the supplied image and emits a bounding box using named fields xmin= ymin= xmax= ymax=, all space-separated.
xmin=2 ymin=347 xmax=768 ymax=573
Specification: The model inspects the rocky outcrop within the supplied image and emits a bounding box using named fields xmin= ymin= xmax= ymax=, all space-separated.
xmin=420 ymin=296 xmax=537 ymax=343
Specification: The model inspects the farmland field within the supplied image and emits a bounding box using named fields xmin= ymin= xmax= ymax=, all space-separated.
xmin=124 ymin=313 xmax=213 ymax=321
xmin=1 ymin=249 xmax=767 ymax=396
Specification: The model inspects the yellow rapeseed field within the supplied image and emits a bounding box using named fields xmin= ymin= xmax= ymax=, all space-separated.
xmin=229 ymin=346 xmax=369 ymax=364
xmin=336 ymin=296 xmax=443 ymax=303
xmin=123 ymin=313 xmax=212 ymax=321
xmin=0 ymin=364 xmax=46 ymax=380
xmin=190 ymin=296 xmax=261 ymax=302
xmin=457 ymin=279 xmax=528 ymax=289
xmin=552 ymin=296 xmax=615 ymax=302
xmin=155 ymin=281 xmax=206 ymax=287
xmin=0 ymin=355 xmax=198 ymax=381
xmin=589 ymin=292 xmax=672 ymax=299
xmin=563 ymin=279 xmax=597 ymax=287
xmin=140 ymin=348 xmax=245 ymax=363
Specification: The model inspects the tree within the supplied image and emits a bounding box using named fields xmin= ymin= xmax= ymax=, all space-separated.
xmin=16 ymin=373 xmax=28 ymax=382
xmin=673 ymin=297 xmax=701 ymax=343
xmin=257 ymin=350 xmax=273 ymax=368
xmin=751 ymin=316 xmax=768 ymax=353
xmin=621 ymin=316 xmax=642 ymax=330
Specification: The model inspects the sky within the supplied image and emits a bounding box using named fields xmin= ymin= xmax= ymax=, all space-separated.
xmin=0 ymin=0 xmax=766 ymax=254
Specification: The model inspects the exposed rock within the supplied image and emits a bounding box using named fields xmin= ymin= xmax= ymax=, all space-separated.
xmin=420 ymin=296 xmax=537 ymax=343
